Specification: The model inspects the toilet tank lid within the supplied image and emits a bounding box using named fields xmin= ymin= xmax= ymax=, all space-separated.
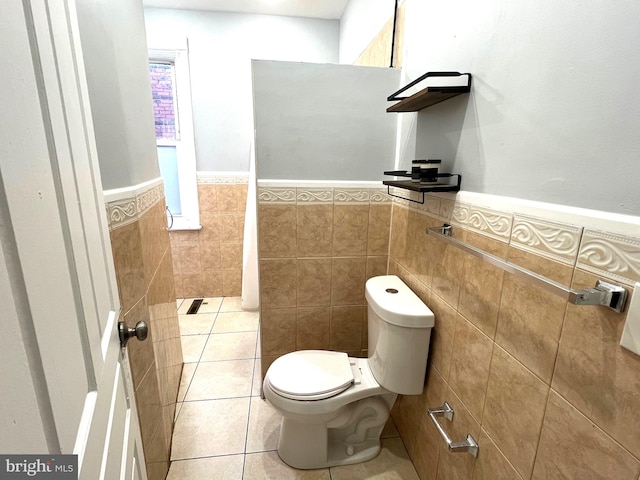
xmin=365 ymin=275 xmax=434 ymax=328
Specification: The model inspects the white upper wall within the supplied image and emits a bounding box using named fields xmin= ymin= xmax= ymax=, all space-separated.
xmin=76 ymin=0 xmax=160 ymax=191
xmin=339 ymin=0 xmax=398 ymax=64
xmin=144 ymin=8 xmax=340 ymax=173
xmin=397 ymin=0 xmax=640 ymax=215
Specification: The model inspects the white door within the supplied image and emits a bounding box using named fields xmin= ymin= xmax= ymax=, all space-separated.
xmin=0 ymin=1 xmax=147 ymax=479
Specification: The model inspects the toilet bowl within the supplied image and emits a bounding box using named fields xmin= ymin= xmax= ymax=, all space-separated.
xmin=263 ymin=275 xmax=434 ymax=469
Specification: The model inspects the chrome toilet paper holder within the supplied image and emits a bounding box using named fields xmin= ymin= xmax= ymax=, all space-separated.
xmin=428 ymin=402 xmax=479 ymax=457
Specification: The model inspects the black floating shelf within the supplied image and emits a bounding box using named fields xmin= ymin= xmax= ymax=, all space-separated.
xmin=383 ymin=180 xmax=461 ymax=193
xmin=383 ymin=171 xmax=461 ymax=204
xmin=387 ymin=71 xmax=472 ymax=112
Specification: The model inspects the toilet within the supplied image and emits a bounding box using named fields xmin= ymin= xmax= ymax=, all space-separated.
xmin=262 ymin=275 xmax=434 ymax=469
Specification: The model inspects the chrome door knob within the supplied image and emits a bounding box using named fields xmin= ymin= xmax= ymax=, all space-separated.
xmin=118 ymin=320 xmax=148 ymax=348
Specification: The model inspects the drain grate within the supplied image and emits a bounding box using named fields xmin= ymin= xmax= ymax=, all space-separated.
xmin=186 ymin=298 xmax=204 ymax=315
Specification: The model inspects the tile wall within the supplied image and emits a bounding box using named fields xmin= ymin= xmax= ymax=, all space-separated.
xmin=257 ymin=184 xmax=392 ymax=377
xmin=170 ymin=174 xmax=248 ymax=298
xmin=106 ymin=182 xmax=183 ymax=480
xmin=387 ymin=192 xmax=640 ymax=480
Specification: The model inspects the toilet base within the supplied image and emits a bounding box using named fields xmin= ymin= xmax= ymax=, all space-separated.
xmin=276 ymin=393 xmax=396 ymax=470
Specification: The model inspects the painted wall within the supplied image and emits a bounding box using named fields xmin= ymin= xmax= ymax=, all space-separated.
xmin=340 ymin=0 xmax=401 ymax=64
xmin=253 ymin=60 xmax=400 ymax=181
xmin=76 ymin=0 xmax=159 ymax=191
xmin=143 ymin=9 xmax=340 ymax=173
xmin=399 ymin=0 xmax=640 ymax=216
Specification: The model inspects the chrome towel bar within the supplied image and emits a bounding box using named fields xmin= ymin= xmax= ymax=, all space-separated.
xmin=426 ymin=225 xmax=628 ymax=313
xmin=428 ymin=402 xmax=479 ymax=457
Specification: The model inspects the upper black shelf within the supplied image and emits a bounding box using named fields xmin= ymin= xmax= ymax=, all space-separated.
xmin=387 ymin=71 xmax=472 ymax=112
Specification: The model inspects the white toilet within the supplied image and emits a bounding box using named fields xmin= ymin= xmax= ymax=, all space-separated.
xmin=263 ymin=275 xmax=434 ymax=469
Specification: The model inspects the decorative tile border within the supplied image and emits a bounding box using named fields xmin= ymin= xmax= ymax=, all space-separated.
xmin=258 ymin=182 xmax=391 ymax=205
xmin=578 ymin=230 xmax=640 ymax=286
xmin=297 ymin=188 xmax=333 ymax=204
xmin=510 ymin=215 xmax=583 ymax=265
xmin=197 ymin=172 xmax=249 ymax=184
xmin=334 ymin=188 xmax=370 ymax=204
xmin=258 ymin=187 xmax=296 ymax=204
xmin=467 ymin=206 xmax=513 ymax=242
xmin=104 ymin=178 xmax=164 ymax=230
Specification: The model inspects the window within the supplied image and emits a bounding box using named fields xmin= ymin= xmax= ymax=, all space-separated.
xmin=149 ymin=45 xmax=199 ymax=230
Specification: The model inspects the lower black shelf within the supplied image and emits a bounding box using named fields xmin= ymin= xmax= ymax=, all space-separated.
xmin=383 ymin=180 xmax=460 ymax=193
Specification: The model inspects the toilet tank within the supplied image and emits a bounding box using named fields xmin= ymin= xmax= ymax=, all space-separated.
xmin=365 ymin=275 xmax=434 ymax=395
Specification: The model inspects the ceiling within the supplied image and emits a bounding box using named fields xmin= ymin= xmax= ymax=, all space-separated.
xmin=141 ymin=0 xmax=350 ymax=19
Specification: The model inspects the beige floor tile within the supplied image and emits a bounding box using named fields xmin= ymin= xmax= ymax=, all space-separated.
xmin=171 ymin=398 xmax=250 ymax=460
xmin=213 ymin=311 xmax=260 ymax=333
xmin=167 ymin=455 xmax=244 ymax=480
xmin=243 ymin=451 xmax=330 ymax=480
xmin=220 ymin=296 xmax=244 ymax=312
xmin=201 ymin=332 xmax=258 ymax=361
xmin=329 ymin=438 xmax=420 ymax=480
xmin=178 ymin=313 xmax=217 ymax=335
xmin=180 ymin=335 xmax=208 ymax=363
xmin=198 ymin=297 xmax=224 ymax=313
xmin=252 ymin=368 xmax=263 ymax=397
xmin=185 ymin=359 xmax=254 ymax=400
xmin=246 ymin=397 xmax=282 ymax=453
xmin=176 ymin=298 xmax=184 ymax=309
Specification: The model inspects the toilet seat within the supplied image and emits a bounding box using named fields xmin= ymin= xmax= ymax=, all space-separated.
xmin=267 ymin=350 xmax=354 ymax=400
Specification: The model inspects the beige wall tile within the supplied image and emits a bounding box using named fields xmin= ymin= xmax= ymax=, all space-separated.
xmin=507 ymin=245 xmax=574 ymax=286
xmin=216 ymin=184 xmax=239 ymax=213
xmin=368 ymin=204 xmax=391 ymax=255
xmin=296 ymin=307 xmax=331 ymax=350
xmin=222 ymin=268 xmax=242 ymax=296
xmin=200 ymin=241 xmax=221 ymax=271
xmin=181 ymin=272 xmax=203 ymax=298
xmin=472 ymin=429 xmax=522 ymax=480
xmin=552 ymin=270 xmax=640 ymax=458
xmin=389 ymin=204 xmax=409 ymax=265
xmin=135 ymin=364 xmax=163 ymax=451
xmin=258 ymin=204 xmax=297 ymax=258
xmin=366 ymin=256 xmax=388 ymax=280
xmin=331 ymin=257 xmax=367 ymax=306
xmin=435 ymin=388 xmax=481 ymax=480
xmin=532 ymin=391 xmax=640 ymax=480
xmin=261 ymin=308 xmax=297 ymax=356
xmin=297 ymin=204 xmax=333 ymax=257
xmin=297 ymin=258 xmax=332 ymax=307
xmin=458 ymin=232 xmax=508 ymax=339
xmin=197 ymin=184 xmax=218 ymax=213
xmin=177 ymin=243 xmax=202 ymax=275
xmin=332 ymin=204 xmax=370 ymax=256
xmin=219 ymin=214 xmax=242 ymax=243
xmin=260 ymin=259 xmax=297 ymax=308
xmin=448 ymin=315 xmax=494 ymax=421
xmin=220 ymin=243 xmax=243 ymax=269
xmin=202 ymin=269 xmax=223 ymax=297
xmin=110 ymin=220 xmax=146 ymax=312
xmin=482 ymin=346 xmax=549 ymax=479
xmin=428 ymin=293 xmax=458 ymax=381
xmin=431 ymin=242 xmax=465 ymax=311
xmin=126 ymin=299 xmax=154 ymax=388
xmin=408 ymin=368 xmax=447 ymax=480
xmin=495 ymin=275 xmax=567 ymax=384
xmin=330 ymin=306 xmax=363 ymax=351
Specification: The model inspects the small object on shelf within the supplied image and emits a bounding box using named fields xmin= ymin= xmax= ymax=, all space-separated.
xmin=412 ymin=159 xmax=442 ymax=184
xmin=387 ymin=71 xmax=472 ymax=113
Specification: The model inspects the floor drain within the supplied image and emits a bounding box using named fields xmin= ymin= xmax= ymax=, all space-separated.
xmin=186 ymin=299 xmax=204 ymax=314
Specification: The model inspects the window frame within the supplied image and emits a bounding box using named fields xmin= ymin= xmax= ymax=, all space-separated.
xmin=149 ymin=44 xmax=200 ymax=231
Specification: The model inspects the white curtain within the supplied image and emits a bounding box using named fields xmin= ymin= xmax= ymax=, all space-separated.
xmin=241 ymin=139 xmax=260 ymax=310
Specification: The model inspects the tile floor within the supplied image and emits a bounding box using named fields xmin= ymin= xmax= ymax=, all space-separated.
xmin=170 ymin=296 xmax=420 ymax=480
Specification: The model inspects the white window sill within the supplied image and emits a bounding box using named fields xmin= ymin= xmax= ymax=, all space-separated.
xmin=168 ymin=217 xmax=202 ymax=231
